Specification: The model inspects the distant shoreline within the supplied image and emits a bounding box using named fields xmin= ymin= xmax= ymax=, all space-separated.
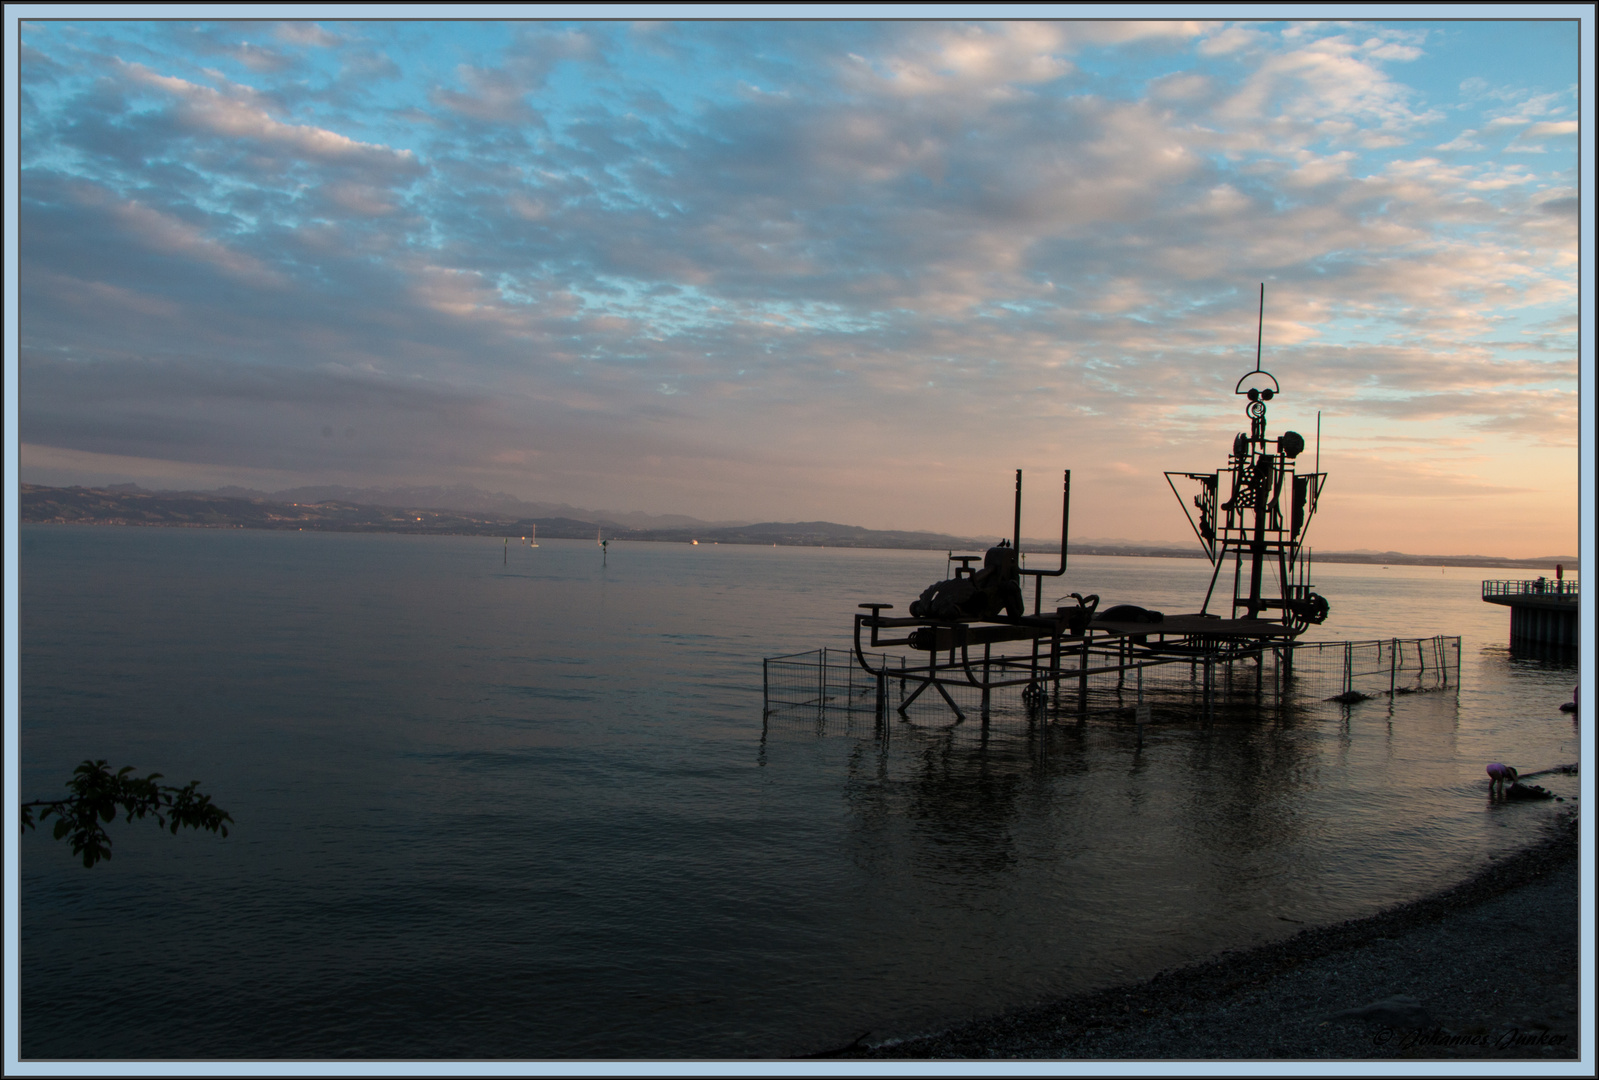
xmin=19 ymin=484 xmax=1577 ymax=572
xmin=19 ymin=520 xmax=1575 ymax=573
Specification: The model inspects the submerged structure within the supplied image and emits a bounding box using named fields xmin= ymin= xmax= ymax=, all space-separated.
xmin=1482 ymin=575 xmax=1579 ymax=655
xmin=765 ymin=288 xmax=1459 ymax=726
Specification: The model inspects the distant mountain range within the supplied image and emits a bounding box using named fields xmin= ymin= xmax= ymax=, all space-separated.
xmin=199 ymin=482 xmax=751 ymax=531
xmin=21 ymin=483 xmax=990 ymax=551
xmin=19 ymin=482 xmax=1578 ymax=570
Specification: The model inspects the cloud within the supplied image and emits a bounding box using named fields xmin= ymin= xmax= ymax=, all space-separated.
xmin=1521 ymin=120 xmax=1578 ymax=138
xmin=430 ymin=26 xmax=598 ymax=121
xmin=1148 ymin=71 xmax=1214 ymax=103
xmin=275 ymin=22 xmax=342 ymax=48
xmin=850 ymin=22 xmax=1075 ymax=99
xmin=19 ymin=351 xmax=505 ymax=474
xmin=431 ymin=64 xmax=541 ymax=123
xmin=1198 ymin=25 xmax=1270 ymax=57
xmin=118 ymin=60 xmax=419 ymax=170
xmin=1434 ymin=129 xmax=1482 ymax=152
xmin=54 ymin=181 xmax=287 ymax=288
xmin=224 ymin=41 xmax=292 ymax=73
xmin=1216 ymin=31 xmax=1441 ymax=140
xmin=14 ymin=20 xmax=1579 ymax=552
xmin=1507 ymin=118 xmax=1580 ymax=152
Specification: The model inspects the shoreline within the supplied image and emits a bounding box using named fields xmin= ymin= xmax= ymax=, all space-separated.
xmin=829 ymin=809 xmax=1580 ymax=1061
xmin=18 ymin=504 xmax=1577 ymax=572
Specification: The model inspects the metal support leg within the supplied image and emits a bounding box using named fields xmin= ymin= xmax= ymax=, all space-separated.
xmin=933 ymin=679 xmax=966 ymax=723
xmin=1078 ymin=638 xmax=1089 ymax=717
xmin=897 ymin=677 xmax=932 ymax=716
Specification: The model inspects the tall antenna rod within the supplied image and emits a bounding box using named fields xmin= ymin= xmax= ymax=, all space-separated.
xmin=1254 ymin=282 xmax=1265 ymax=372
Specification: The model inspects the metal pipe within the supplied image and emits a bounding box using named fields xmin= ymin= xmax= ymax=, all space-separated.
xmin=1021 ymin=470 xmax=1071 ymax=615
xmin=1019 ymin=471 xmax=1070 ymax=577
xmin=1013 ymin=468 xmax=1022 ymax=558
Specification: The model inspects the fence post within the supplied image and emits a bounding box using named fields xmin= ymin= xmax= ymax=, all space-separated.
xmin=982 ymin=642 xmax=992 ymax=719
xmin=1343 ymin=640 xmax=1352 ymax=698
xmin=763 ymin=657 xmax=770 ymax=716
xmin=1389 ymin=638 xmax=1397 ymax=698
xmin=819 ymin=646 xmax=826 ymax=713
xmin=1052 ymin=634 xmax=1061 ymax=711
xmin=1079 ymin=638 xmax=1089 ymax=717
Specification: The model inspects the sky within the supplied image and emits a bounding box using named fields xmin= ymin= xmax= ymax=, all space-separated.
xmin=8 ymin=11 xmax=1589 ymax=557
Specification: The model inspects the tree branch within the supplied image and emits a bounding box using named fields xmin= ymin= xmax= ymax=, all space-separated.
xmin=21 ymin=760 xmax=233 ymax=867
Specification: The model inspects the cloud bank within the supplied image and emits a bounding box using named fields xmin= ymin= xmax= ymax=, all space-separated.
xmin=16 ymin=19 xmax=1581 ymax=556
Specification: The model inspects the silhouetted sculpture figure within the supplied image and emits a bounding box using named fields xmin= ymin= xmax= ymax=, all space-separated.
xmin=909 ymin=541 xmax=1026 ymax=620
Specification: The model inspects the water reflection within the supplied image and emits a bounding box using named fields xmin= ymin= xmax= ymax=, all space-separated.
xmin=766 ymin=648 xmax=1509 ymax=1005
xmin=1506 ymin=639 xmax=1581 ymax=667
xmin=22 ymin=530 xmax=1578 ymax=1059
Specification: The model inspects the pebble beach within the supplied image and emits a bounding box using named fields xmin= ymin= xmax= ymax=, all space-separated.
xmin=830 ymin=800 xmax=1581 ymax=1062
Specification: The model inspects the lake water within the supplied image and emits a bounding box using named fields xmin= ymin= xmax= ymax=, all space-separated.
xmin=17 ymin=526 xmax=1581 ymax=1059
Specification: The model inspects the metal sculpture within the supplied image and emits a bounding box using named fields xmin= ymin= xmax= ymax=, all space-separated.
xmin=1166 ymin=284 xmax=1330 ymax=633
xmin=835 ymin=284 xmax=1334 ymax=724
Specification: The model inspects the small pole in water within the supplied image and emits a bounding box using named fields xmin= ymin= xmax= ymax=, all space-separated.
xmin=1135 ymin=665 xmax=1147 ymax=749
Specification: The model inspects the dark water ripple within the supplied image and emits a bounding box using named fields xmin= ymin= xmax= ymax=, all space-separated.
xmin=19 ymin=527 xmax=1578 ymax=1058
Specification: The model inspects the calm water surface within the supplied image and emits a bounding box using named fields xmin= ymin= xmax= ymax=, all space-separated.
xmin=19 ymin=526 xmax=1580 ymax=1058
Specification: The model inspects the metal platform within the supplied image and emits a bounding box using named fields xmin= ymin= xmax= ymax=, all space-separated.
xmin=850 ymin=604 xmax=1319 ymax=723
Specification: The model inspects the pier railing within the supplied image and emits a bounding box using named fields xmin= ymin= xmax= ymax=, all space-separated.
xmin=1482 ymin=579 xmax=1578 ymax=600
xmin=763 ymin=635 xmax=1462 ymax=729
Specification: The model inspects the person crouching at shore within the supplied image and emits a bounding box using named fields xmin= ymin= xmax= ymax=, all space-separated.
xmin=1487 ymin=762 xmax=1518 ymax=796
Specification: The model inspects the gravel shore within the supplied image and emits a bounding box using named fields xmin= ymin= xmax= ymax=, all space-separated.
xmin=832 ymin=806 xmax=1580 ymax=1062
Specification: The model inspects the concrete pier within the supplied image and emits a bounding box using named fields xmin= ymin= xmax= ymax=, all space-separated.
xmin=1482 ymin=579 xmax=1579 ymax=649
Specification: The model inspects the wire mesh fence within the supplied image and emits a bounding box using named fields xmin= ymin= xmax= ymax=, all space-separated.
xmin=763 ymin=647 xmax=894 ymax=714
xmin=1291 ymin=635 xmax=1461 ymax=702
xmin=762 ymin=636 xmax=1460 ymax=731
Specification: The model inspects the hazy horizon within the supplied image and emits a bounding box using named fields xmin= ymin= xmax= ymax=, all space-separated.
xmin=14 ymin=15 xmax=1582 ymax=558
xmin=18 ymin=476 xmax=1584 ymax=565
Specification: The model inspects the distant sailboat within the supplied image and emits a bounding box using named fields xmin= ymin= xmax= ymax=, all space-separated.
xmin=529 ymin=525 xmax=538 ymax=548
